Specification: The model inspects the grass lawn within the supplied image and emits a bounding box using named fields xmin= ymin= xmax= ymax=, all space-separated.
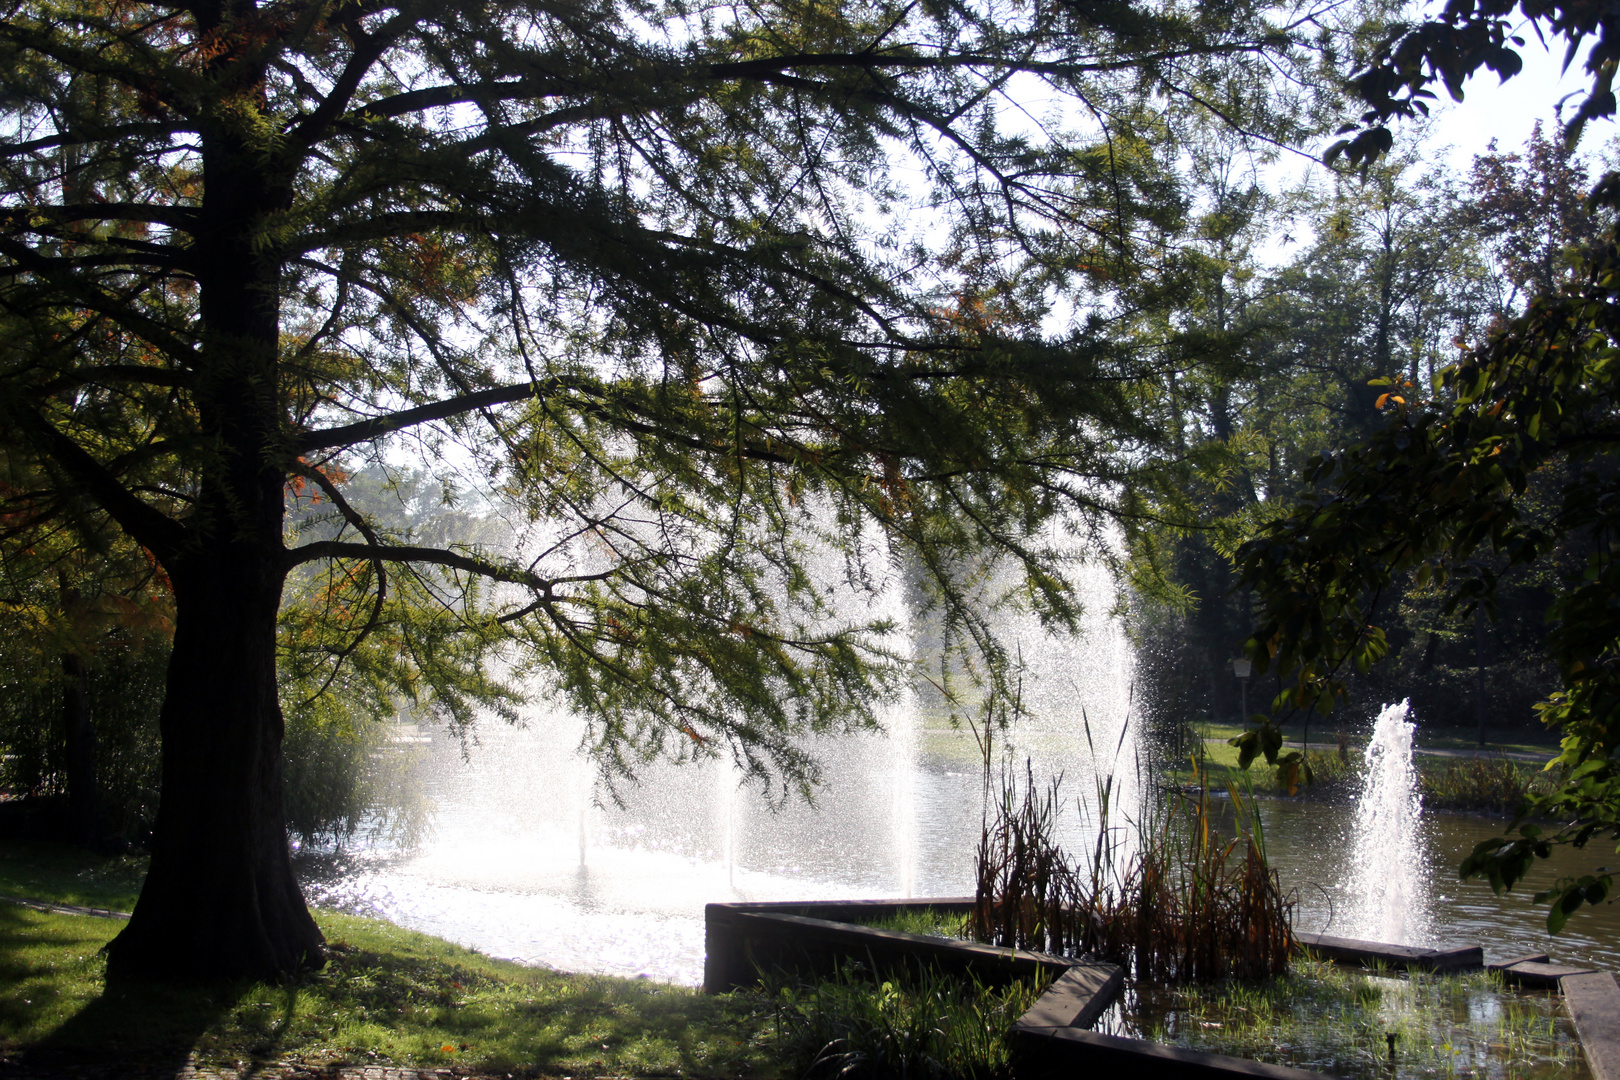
xmin=1188 ymin=722 xmax=1559 ymax=762
xmin=0 ymin=840 xmax=780 ymax=1077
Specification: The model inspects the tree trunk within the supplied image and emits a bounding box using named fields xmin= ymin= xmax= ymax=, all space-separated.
xmin=61 ymin=649 xmax=98 ymax=847
xmin=103 ymin=105 xmax=322 ymax=981
xmin=103 ymin=550 xmax=323 ymax=981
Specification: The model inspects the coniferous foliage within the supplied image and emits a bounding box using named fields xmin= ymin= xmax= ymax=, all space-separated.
xmin=1229 ymin=2 xmax=1620 ymax=929
xmin=0 ymin=0 xmax=1371 ymax=978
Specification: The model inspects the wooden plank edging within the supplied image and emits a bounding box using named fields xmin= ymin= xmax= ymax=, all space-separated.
xmin=1293 ymin=930 xmax=1483 ymax=972
xmin=1011 ymin=1026 xmax=1335 ymax=1080
xmin=1563 ymin=971 xmax=1620 ymax=1080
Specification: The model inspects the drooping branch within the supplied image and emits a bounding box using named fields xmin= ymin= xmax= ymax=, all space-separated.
xmin=0 ymin=239 xmax=200 ymax=366
xmin=0 ymin=120 xmax=192 ymax=158
xmin=295 ymin=379 xmax=571 ymax=452
xmin=287 ymin=460 xmax=388 ymax=699
xmin=0 ymin=204 xmax=199 ymax=232
xmin=31 ymin=365 xmax=193 ymax=395
xmin=284 ymin=539 xmax=553 ymax=591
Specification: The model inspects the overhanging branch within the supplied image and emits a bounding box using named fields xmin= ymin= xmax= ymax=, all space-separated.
xmin=295 ymin=379 xmax=574 ymax=452
xmin=5 ymin=406 xmax=187 ymax=562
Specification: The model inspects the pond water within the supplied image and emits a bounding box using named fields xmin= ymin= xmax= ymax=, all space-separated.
xmin=302 ymin=717 xmax=1620 ymax=986
xmin=1098 ymin=960 xmax=1589 ymax=1080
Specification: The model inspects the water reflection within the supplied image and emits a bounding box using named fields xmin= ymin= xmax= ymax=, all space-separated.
xmin=1265 ymin=798 xmax=1620 ymax=972
xmin=303 ymin=724 xmax=1620 ymax=985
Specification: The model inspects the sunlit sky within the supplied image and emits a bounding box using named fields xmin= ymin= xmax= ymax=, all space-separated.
xmin=1365 ymin=27 xmax=1609 ymax=177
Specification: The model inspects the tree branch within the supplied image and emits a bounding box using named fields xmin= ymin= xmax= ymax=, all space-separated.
xmin=283 ymin=539 xmax=549 ymax=589
xmin=296 ymin=379 xmax=575 ymax=452
xmin=4 ymin=407 xmax=186 ymax=562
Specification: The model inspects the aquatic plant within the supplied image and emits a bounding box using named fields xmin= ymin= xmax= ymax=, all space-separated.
xmin=764 ymin=961 xmax=1042 ymax=1080
xmin=969 ymin=749 xmax=1295 ymax=982
xmin=1421 ymin=755 xmax=1552 ymax=815
xmin=1112 ymin=960 xmax=1584 ymax=1080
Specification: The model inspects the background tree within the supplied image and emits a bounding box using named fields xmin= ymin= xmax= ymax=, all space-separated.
xmin=1233 ymin=0 xmax=1620 ymax=929
xmin=0 ymin=0 xmax=1375 ymax=979
xmin=1130 ymin=132 xmax=1517 ymax=746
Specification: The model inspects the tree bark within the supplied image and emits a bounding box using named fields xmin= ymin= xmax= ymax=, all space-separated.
xmin=103 ymin=553 xmax=323 ymax=981
xmin=61 ymin=649 xmax=98 ymax=847
xmin=103 ymin=103 xmax=323 ymax=981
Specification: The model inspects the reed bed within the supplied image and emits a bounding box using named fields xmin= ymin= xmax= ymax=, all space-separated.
xmin=971 ymin=755 xmax=1295 ymax=983
xmin=1420 ymin=755 xmax=1553 ymax=814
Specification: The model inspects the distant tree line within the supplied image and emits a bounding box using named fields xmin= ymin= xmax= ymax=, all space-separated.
xmin=1129 ymin=121 xmax=1608 ymax=742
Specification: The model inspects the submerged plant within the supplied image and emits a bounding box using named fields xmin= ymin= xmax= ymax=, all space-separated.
xmin=1112 ymin=961 xmax=1585 ymax=1080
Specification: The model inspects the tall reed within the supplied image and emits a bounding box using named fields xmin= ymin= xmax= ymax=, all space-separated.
xmin=971 ymin=739 xmax=1294 ymax=983
xmin=968 ymin=758 xmax=1086 ymax=956
xmin=1419 ymin=755 xmax=1549 ymax=814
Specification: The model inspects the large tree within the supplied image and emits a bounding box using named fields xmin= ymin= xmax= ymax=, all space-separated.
xmin=0 ymin=0 xmax=1362 ymax=979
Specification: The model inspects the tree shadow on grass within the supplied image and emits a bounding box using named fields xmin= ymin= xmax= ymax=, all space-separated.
xmin=33 ymin=976 xmax=305 ymax=1080
xmin=0 ymin=903 xmax=236 ymax=1079
xmin=27 ymin=985 xmax=231 ymax=1078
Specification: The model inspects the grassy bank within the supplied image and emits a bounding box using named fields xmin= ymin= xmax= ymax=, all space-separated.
xmin=0 ymin=840 xmax=777 ymax=1077
xmin=1155 ymin=723 xmax=1559 ymax=814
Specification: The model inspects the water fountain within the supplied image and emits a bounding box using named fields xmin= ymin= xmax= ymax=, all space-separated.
xmin=305 ymin=549 xmax=1139 ymax=985
xmin=1341 ymin=699 xmax=1434 ymax=946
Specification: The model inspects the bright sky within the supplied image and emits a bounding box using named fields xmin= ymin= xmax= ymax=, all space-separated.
xmin=1428 ymin=32 xmax=1609 ymax=172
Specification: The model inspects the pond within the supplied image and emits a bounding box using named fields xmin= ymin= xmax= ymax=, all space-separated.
xmin=301 ymin=716 xmax=1620 ymax=986
xmin=1098 ymin=960 xmax=1589 ymax=1080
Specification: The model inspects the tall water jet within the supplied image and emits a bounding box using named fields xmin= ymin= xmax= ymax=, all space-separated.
xmin=305 ymin=524 xmax=1139 ymax=984
xmin=1342 ymin=699 xmax=1433 ymax=945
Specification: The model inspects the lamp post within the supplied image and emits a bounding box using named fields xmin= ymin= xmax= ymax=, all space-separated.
xmin=1232 ymin=657 xmax=1252 ymax=723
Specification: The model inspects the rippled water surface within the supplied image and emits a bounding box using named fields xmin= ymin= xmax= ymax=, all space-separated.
xmin=303 ymin=716 xmax=1620 ymax=985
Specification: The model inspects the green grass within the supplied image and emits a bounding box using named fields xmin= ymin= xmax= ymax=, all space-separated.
xmin=1156 ymin=720 xmax=1561 ymax=813
xmin=0 ymin=838 xmax=781 ymax=1076
xmin=856 ymin=907 xmax=972 ymax=939
xmin=1189 ymin=722 xmax=1559 ymax=760
xmin=0 ymin=905 xmax=781 ymax=1076
xmin=1415 ymin=727 xmax=1560 ymax=757
xmin=0 ymin=839 xmax=147 ymax=911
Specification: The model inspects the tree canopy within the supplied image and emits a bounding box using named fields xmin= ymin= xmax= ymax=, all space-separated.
xmin=0 ymin=0 xmax=1373 ymax=978
xmin=1233 ymin=0 xmax=1620 ymax=930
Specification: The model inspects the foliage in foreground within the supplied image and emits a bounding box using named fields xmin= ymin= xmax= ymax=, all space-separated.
xmin=0 ymin=905 xmax=777 ymax=1077
xmin=0 ymin=0 xmax=1379 ymax=979
xmin=1225 ymin=0 xmax=1620 ymax=932
xmin=764 ymin=962 xmax=1041 ymax=1080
